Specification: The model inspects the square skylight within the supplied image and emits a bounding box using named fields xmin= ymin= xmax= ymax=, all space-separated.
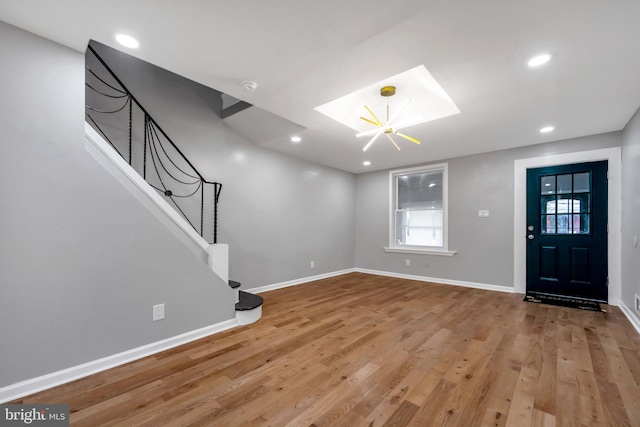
xmin=314 ymin=65 xmax=460 ymax=133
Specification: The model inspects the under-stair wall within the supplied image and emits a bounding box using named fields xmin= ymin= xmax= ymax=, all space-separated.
xmin=0 ymin=20 xmax=235 ymax=395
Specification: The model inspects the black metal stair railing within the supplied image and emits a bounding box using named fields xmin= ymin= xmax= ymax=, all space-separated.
xmin=85 ymin=45 xmax=222 ymax=244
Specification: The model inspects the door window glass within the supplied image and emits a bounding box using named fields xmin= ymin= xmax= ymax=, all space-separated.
xmin=540 ymin=172 xmax=591 ymax=234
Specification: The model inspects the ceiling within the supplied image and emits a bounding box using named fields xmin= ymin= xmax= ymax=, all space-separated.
xmin=2 ymin=0 xmax=640 ymax=174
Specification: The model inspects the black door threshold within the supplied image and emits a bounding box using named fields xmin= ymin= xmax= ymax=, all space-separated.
xmin=524 ymin=293 xmax=604 ymax=312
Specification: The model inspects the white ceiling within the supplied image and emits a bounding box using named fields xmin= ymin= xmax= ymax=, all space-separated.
xmin=2 ymin=0 xmax=640 ymax=174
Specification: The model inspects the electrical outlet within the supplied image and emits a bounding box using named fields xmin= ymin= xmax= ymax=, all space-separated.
xmin=405 ymin=259 xmax=410 ymax=266
xmin=635 ymin=294 xmax=640 ymax=314
xmin=153 ymin=304 xmax=165 ymax=321
xmin=310 ymin=260 xmax=315 ymax=269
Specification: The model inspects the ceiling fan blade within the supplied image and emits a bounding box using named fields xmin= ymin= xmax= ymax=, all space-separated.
xmin=364 ymin=105 xmax=383 ymax=127
xmin=386 ymin=133 xmax=401 ymax=151
xmin=394 ymin=131 xmax=421 ymax=145
xmin=387 ymin=99 xmax=411 ymax=127
xmin=363 ymin=130 xmax=383 ymax=152
xmin=360 ymin=116 xmax=381 ymax=127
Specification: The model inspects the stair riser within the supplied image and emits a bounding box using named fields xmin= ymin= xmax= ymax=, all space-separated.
xmin=237 ymin=306 xmax=262 ymax=325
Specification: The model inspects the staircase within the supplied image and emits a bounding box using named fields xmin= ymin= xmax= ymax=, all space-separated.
xmin=232 ymin=282 xmax=264 ymax=325
xmin=85 ymin=42 xmax=263 ymax=326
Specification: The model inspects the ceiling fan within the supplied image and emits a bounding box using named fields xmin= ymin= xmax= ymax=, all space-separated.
xmin=358 ymin=85 xmax=421 ymax=151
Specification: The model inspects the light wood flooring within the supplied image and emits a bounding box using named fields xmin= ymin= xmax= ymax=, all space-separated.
xmin=13 ymin=272 xmax=640 ymax=426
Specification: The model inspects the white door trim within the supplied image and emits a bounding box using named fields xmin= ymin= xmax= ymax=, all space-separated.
xmin=513 ymin=147 xmax=622 ymax=305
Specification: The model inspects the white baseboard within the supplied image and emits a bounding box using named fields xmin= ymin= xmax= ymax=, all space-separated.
xmin=244 ymin=268 xmax=356 ymax=294
xmin=244 ymin=268 xmax=513 ymax=295
xmin=0 ymin=319 xmax=238 ymax=404
xmin=618 ymin=302 xmax=640 ymax=336
xmin=355 ymin=268 xmax=516 ymax=294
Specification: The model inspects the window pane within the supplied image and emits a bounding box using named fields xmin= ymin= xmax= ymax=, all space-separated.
xmin=557 ymin=214 xmax=570 ymax=233
xmin=541 ymin=196 xmax=556 ymax=214
xmin=573 ymin=193 xmax=590 ymax=213
xmin=557 ymin=196 xmax=582 ymax=216
xmin=541 ymin=176 xmax=555 ymax=195
xmin=397 ymin=171 xmax=443 ymax=210
xmin=405 ymin=226 xmax=443 ymax=247
xmin=394 ymin=167 xmax=445 ymax=248
xmin=574 ymin=172 xmax=590 ymax=193
xmin=579 ymin=214 xmax=590 ymax=233
xmin=396 ymin=209 xmax=443 ymax=247
xmin=557 ymin=174 xmax=572 ymax=194
xmin=541 ymin=215 xmax=555 ymax=234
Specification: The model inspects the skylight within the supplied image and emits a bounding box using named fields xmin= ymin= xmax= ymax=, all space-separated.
xmin=314 ymin=65 xmax=460 ymax=133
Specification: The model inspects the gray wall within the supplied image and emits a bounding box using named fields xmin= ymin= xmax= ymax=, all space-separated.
xmin=88 ymin=43 xmax=356 ymax=289
xmin=356 ymin=132 xmax=622 ymax=288
xmin=622 ymin=107 xmax=640 ymax=320
xmin=0 ymin=21 xmax=235 ymax=388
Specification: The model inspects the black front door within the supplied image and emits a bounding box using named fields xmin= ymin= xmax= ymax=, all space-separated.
xmin=526 ymin=161 xmax=608 ymax=302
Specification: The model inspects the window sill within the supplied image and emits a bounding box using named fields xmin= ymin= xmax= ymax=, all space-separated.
xmin=383 ymin=247 xmax=458 ymax=256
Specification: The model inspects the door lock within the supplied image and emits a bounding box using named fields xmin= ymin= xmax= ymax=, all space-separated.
xmin=527 ymin=234 xmax=535 ymax=240
xmin=527 ymin=225 xmax=534 ymax=231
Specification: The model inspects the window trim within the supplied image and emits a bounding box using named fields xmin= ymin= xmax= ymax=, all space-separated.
xmin=385 ymin=163 xmax=457 ymax=256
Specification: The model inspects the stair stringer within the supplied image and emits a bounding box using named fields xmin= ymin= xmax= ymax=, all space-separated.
xmin=84 ymin=122 xmax=229 ymax=283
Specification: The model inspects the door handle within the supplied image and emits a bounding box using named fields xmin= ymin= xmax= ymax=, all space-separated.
xmin=527 ymin=234 xmax=535 ymax=240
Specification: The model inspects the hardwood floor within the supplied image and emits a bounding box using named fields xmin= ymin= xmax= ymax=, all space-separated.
xmin=13 ymin=273 xmax=640 ymax=426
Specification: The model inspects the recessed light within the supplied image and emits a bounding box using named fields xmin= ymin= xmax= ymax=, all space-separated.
xmin=115 ymin=34 xmax=139 ymax=49
xmin=363 ymin=161 xmax=371 ymax=166
xmin=428 ymin=183 xmax=436 ymax=187
xmin=290 ymin=136 xmax=301 ymax=143
xmin=528 ymin=53 xmax=551 ymax=67
xmin=540 ymin=126 xmax=555 ymax=133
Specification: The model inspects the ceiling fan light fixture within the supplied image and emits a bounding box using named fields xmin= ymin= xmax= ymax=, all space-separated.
xmin=380 ymin=86 xmax=396 ymax=97
xmin=359 ymin=86 xmax=421 ymax=151
xmin=362 ymin=130 xmax=383 ymax=152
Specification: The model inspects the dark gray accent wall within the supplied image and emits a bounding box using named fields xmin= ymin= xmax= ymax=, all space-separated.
xmin=356 ymin=132 xmax=622 ymax=288
xmin=88 ymin=43 xmax=356 ymax=289
xmin=622 ymin=107 xmax=640 ymax=319
xmin=0 ymin=21 xmax=235 ymax=387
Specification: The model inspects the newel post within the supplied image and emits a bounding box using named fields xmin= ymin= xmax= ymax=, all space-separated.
xmin=207 ymin=243 xmax=229 ymax=285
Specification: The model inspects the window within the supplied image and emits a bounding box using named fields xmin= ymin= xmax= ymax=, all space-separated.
xmin=540 ymin=172 xmax=591 ymax=235
xmin=385 ymin=163 xmax=456 ymax=256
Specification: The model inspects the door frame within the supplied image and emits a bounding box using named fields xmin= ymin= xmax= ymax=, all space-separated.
xmin=514 ymin=147 xmax=622 ymax=305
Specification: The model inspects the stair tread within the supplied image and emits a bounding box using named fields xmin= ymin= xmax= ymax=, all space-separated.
xmin=228 ymin=280 xmax=242 ymax=289
xmin=235 ymin=290 xmax=263 ymax=311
